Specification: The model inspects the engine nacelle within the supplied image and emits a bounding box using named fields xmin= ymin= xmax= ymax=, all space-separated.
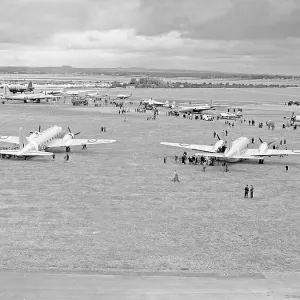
xmin=62 ymin=133 xmax=73 ymax=143
xmin=259 ymin=142 xmax=268 ymax=154
xmin=214 ymin=140 xmax=226 ymax=152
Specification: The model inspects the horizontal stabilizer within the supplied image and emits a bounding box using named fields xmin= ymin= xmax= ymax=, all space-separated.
xmin=160 ymin=142 xmax=215 ymax=152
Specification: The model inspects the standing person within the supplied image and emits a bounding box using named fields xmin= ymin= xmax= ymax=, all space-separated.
xmin=172 ymin=170 xmax=180 ymax=182
xmin=52 ymin=153 xmax=55 ymax=160
xmin=202 ymin=162 xmax=206 ymax=172
xmin=285 ymin=165 xmax=289 ymax=171
xmin=174 ymin=154 xmax=178 ymax=163
xmin=163 ymin=155 xmax=167 ymax=163
xmin=64 ymin=153 xmax=70 ymax=162
xmin=244 ymin=185 xmax=249 ymax=198
xmin=250 ymin=185 xmax=254 ymax=198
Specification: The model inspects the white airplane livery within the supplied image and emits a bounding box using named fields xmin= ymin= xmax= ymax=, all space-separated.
xmin=0 ymin=125 xmax=116 ymax=159
xmin=219 ymin=111 xmax=243 ymax=120
xmin=161 ymin=136 xmax=300 ymax=163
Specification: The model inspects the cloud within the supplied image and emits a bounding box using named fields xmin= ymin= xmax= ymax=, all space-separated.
xmin=0 ymin=0 xmax=300 ymax=74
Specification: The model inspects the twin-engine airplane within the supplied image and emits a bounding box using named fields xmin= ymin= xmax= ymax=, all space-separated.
xmin=161 ymin=136 xmax=300 ymax=163
xmin=116 ymin=93 xmax=132 ymax=100
xmin=218 ymin=111 xmax=243 ymax=120
xmin=141 ymin=98 xmax=176 ymax=109
xmin=1 ymin=81 xmax=34 ymax=93
xmin=0 ymin=126 xmax=116 ymax=159
xmin=175 ymin=100 xmax=222 ymax=114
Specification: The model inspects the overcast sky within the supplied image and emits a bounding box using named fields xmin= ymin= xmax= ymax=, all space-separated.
xmin=1 ymin=0 xmax=300 ymax=74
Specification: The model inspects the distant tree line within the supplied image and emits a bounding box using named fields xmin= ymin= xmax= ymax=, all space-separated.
xmin=128 ymin=77 xmax=299 ymax=88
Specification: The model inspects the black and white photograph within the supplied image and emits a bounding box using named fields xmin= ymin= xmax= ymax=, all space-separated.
xmin=0 ymin=0 xmax=300 ymax=299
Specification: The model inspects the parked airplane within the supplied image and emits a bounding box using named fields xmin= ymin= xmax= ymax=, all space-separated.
xmin=1 ymin=81 xmax=34 ymax=93
xmin=62 ymin=89 xmax=94 ymax=97
xmin=2 ymin=86 xmax=57 ymax=103
xmin=141 ymin=98 xmax=176 ymax=109
xmin=42 ymin=89 xmax=64 ymax=96
xmin=175 ymin=100 xmax=221 ymax=114
xmin=218 ymin=111 xmax=243 ymax=120
xmin=116 ymin=93 xmax=132 ymax=99
xmin=0 ymin=125 xmax=116 ymax=159
xmin=161 ymin=136 xmax=300 ymax=163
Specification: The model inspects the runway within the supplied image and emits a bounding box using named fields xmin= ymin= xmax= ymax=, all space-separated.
xmin=1 ymin=271 xmax=300 ymax=299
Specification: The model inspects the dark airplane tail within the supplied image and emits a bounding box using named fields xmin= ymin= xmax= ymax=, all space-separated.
xmin=27 ymin=81 xmax=34 ymax=90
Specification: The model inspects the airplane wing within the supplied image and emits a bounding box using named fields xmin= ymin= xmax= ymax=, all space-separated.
xmin=0 ymin=149 xmax=53 ymax=156
xmin=0 ymin=136 xmax=19 ymax=144
xmin=47 ymin=138 xmax=116 ymax=148
xmin=243 ymin=149 xmax=300 ymax=157
xmin=160 ymin=142 xmax=215 ymax=152
xmin=194 ymin=152 xmax=257 ymax=160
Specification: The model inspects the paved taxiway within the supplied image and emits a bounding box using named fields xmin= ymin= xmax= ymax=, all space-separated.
xmin=1 ymin=271 xmax=300 ymax=299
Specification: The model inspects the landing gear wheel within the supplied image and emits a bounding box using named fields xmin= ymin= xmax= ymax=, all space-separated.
xmin=66 ymin=147 xmax=70 ymax=153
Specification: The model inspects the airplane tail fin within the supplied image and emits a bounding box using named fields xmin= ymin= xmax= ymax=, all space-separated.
xmin=3 ymin=85 xmax=11 ymax=97
xmin=171 ymin=101 xmax=176 ymax=109
xmin=28 ymin=81 xmax=33 ymax=89
xmin=19 ymin=127 xmax=27 ymax=150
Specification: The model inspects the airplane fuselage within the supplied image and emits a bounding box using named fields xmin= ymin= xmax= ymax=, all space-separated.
xmin=224 ymin=137 xmax=250 ymax=162
xmin=20 ymin=126 xmax=63 ymax=155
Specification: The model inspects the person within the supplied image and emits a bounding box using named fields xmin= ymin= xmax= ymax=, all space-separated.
xmin=286 ymin=165 xmax=289 ymax=171
xmin=244 ymin=185 xmax=249 ymax=198
xmin=52 ymin=153 xmax=55 ymax=160
xmin=163 ymin=155 xmax=167 ymax=163
xmin=174 ymin=154 xmax=178 ymax=163
xmin=224 ymin=162 xmax=229 ymax=172
xmin=82 ymin=144 xmax=87 ymax=150
xmin=172 ymin=170 xmax=180 ymax=182
xmin=64 ymin=153 xmax=70 ymax=162
xmin=202 ymin=162 xmax=206 ymax=172
xmin=250 ymin=185 xmax=254 ymax=198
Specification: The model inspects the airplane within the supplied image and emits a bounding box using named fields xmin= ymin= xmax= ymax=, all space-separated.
xmin=42 ymin=89 xmax=64 ymax=96
xmin=160 ymin=136 xmax=300 ymax=163
xmin=0 ymin=125 xmax=116 ymax=159
xmin=284 ymin=112 xmax=300 ymax=125
xmin=116 ymin=93 xmax=132 ymax=100
xmin=2 ymin=86 xmax=58 ymax=103
xmin=174 ymin=100 xmax=222 ymax=114
xmin=1 ymin=81 xmax=34 ymax=93
xmin=141 ymin=98 xmax=176 ymax=109
xmin=62 ymin=89 xmax=95 ymax=97
xmin=218 ymin=111 xmax=243 ymax=120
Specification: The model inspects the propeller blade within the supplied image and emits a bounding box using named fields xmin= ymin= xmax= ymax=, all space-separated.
xmin=268 ymin=141 xmax=275 ymax=146
xmin=217 ymin=134 xmax=220 ymax=140
xmin=68 ymin=127 xmax=72 ymax=133
xmin=259 ymin=137 xmax=263 ymax=143
xmin=38 ymin=125 xmax=41 ymax=132
xmin=74 ymin=132 xmax=81 ymax=136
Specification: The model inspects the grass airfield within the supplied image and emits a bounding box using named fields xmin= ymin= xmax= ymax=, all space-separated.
xmin=0 ymin=88 xmax=300 ymax=275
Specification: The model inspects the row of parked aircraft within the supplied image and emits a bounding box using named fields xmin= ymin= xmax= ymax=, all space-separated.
xmin=1 ymin=124 xmax=299 ymax=163
xmin=0 ymin=125 xmax=116 ymax=159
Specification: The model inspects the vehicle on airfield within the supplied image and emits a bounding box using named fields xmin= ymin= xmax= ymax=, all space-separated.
xmin=161 ymin=136 xmax=300 ymax=163
xmin=201 ymin=114 xmax=214 ymax=121
xmin=71 ymin=98 xmax=89 ymax=106
xmin=0 ymin=125 xmax=116 ymax=159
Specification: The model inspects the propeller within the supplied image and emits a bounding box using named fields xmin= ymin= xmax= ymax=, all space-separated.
xmin=217 ymin=134 xmax=220 ymax=140
xmin=30 ymin=124 xmax=41 ymax=134
xmin=67 ymin=127 xmax=80 ymax=139
xmin=259 ymin=137 xmax=274 ymax=145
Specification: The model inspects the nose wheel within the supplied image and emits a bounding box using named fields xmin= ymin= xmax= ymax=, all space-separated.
xmin=66 ymin=146 xmax=70 ymax=152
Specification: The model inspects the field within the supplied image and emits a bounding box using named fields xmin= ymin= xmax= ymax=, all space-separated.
xmin=0 ymin=88 xmax=300 ymax=275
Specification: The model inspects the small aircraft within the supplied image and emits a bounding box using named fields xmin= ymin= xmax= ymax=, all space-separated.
xmin=116 ymin=93 xmax=132 ymax=100
xmin=1 ymin=81 xmax=34 ymax=93
xmin=42 ymin=89 xmax=64 ymax=96
xmin=175 ymin=100 xmax=221 ymax=114
xmin=141 ymin=98 xmax=176 ymax=109
xmin=161 ymin=136 xmax=300 ymax=163
xmin=284 ymin=112 xmax=300 ymax=124
xmin=2 ymin=86 xmax=57 ymax=103
xmin=0 ymin=125 xmax=116 ymax=159
xmin=218 ymin=111 xmax=243 ymax=120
